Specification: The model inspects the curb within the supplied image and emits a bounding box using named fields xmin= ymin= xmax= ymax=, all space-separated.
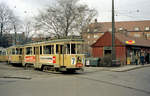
xmin=107 ymin=64 xmax=150 ymax=72
xmin=85 ymin=64 xmax=150 ymax=72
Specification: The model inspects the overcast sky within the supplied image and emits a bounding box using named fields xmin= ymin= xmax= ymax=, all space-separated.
xmin=0 ymin=0 xmax=150 ymax=22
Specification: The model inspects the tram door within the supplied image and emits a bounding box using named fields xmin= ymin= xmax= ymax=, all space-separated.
xmin=22 ymin=48 xmax=25 ymax=64
xmin=57 ymin=44 xmax=65 ymax=67
xmin=35 ymin=47 xmax=40 ymax=68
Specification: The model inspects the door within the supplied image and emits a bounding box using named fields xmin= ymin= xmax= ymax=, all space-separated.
xmin=35 ymin=47 xmax=40 ymax=68
xmin=56 ymin=44 xmax=65 ymax=67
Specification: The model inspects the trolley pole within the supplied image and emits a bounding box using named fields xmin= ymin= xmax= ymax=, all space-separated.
xmin=112 ymin=0 xmax=116 ymax=64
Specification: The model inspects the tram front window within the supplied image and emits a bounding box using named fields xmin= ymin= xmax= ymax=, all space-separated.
xmin=56 ymin=43 xmax=83 ymax=54
xmin=76 ymin=44 xmax=83 ymax=54
xmin=66 ymin=43 xmax=83 ymax=54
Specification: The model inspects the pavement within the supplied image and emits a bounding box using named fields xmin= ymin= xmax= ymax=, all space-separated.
xmin=84 ymin=64 xmax=150 ymax=72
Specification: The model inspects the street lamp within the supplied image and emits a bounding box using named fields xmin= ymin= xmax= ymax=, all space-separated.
xmin=112 ymin=0 xmax=116 ymax=64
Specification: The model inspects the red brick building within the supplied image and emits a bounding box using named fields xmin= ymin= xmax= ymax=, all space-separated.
xmin=82 ymin=20 xmax=150 ymax=56
xmin=91 ymin=32 xmax=150 ymax=65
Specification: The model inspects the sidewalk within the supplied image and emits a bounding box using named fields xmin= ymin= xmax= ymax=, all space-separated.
xmin=85 ymin=64 xmax=150 ymax=72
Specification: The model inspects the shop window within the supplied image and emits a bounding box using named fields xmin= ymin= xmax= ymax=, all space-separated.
xmin=147 ymin=34 xmax=150 ymax=37
xmin=104 ymin=50 xmax=111 ymax=55
xmin=94 ymin=34 xmax=98 ymax=38
xmin=134 ymin=34 xmax=140 ymax=37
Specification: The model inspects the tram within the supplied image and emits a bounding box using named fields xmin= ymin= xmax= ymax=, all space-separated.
xmin=23 ymin=38 xmax=85 ymax=72
xmin=0 ymin=38 xmax=85 ymax=72
xmin=7 ymin=45 xmax=23 ymax=65
xmin=0 ymin=47 xmax=8 ymax=62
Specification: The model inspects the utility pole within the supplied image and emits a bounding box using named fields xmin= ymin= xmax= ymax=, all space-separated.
xmin=112 ymin=0 xmax=116 ymax=64
xmin=14 ymin=25 xmax=17 ymax=45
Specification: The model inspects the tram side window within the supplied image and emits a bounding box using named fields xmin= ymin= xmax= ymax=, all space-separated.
xmin=44 ymin=45 xmax=52 ymax=54
xmin=12 ymin=48 xmax=15 ymax=55
xmin=40 ymin=46 xmax=42 ymax=54
xmin=20 ymin=48 xmax=22 ymax=55
xmin=71 ymin=44 xmax=76 ymax=54
xmin=56 ymin=45 xmax=59 ymax=54
xmin=16 ymin=48 xmax=19 ymax=54
xmin=26 ymin=47 xmax=32 ymax=55
xmin=67 ymin=44 xmax=70 ymax=54
xmin=45 ymin=45 xmax=54 ymax=54
xmin=56 ymin=45 xmax=66 ymax=54
xmin=34 ymin=47 xmax=36 ymax=55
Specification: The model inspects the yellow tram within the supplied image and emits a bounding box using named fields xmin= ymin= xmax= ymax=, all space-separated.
xmin=7 ymin=45 xmax=23 ymax=65
xmin=23 ymin=38 xmax=85 ymax=72
xmin=0 ymin=47 xmax=8 ymax=62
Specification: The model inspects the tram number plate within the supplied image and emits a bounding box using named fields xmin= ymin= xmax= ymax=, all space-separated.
xmin=71 ymin=57 xmax=76 ymax=65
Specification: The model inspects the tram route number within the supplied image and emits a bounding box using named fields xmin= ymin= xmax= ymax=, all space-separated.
xmin=71 ymin=57 xmax=76 ymax=65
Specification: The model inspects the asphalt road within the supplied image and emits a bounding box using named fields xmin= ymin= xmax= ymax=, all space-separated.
xmin=0 ymin=62 xmax=150 ymax=96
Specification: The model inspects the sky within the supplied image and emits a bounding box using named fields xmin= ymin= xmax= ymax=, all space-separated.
xmin=0 ymin=0 xmax=150 ymax=22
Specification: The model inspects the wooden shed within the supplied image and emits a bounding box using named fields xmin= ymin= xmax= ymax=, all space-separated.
xmin=91 ymin=32 xmax=150 ymax=65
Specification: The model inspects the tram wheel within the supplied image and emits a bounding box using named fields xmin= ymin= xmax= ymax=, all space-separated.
xmin=42 ymin=66 xmax=49 ymax=72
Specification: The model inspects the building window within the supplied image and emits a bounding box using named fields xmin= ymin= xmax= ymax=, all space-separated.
xmin=145 ymin=27 xmax=150 ymax=31
xmin=134 ymin=27 xmax=140 ymax=31
xmin=87 ymin=29 xmax=90 ymax=32
xmin=119 ymin=27 xmax=123 ymax=31
xmin=94 ymin=29 xmax=98 ymax=32
xmin=94 ymin=34 xmax=98 ymax=38
xmin=108 ymin=28 xmax=112 ymax=32
xmin=87 ymin=35 xmax=90 ymax=39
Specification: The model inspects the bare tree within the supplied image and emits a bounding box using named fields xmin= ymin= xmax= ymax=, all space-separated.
xmin=21 ymin=20 xmax=35 ymax=44
xmin=0 ymin=2 xmax=20 ymax=47
xmin=35 ymin=0 xmax=97 ymax=37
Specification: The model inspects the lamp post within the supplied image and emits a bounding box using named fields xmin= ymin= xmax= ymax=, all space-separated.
xmin=14 ymin=6 xmax=17 ymax=45
xmin=112 ymin=0 xmax=116 ymax=64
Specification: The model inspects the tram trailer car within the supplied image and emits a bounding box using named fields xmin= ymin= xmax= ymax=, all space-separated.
xmin=22 ymin=38 xmax=85 ymax=72
xmin=7 ymin=45 xmax=23 ymax=66
xmin=0 ymin=48 xmax=8 ymax=62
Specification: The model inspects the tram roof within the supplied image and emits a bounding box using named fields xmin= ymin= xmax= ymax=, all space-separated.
xmin=24 ymin=38 xmax=84 ymax=46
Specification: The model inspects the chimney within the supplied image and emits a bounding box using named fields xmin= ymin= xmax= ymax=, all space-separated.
xmin=95 ymin=19 xmax=97 ymax=23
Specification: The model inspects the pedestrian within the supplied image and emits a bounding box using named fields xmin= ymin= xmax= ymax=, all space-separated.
xmin=145 ymin=54 xmax=149 ymax=64
xmin=140 ymin=55 xmax=144 ymax=65
xmin=135 ymin=53 xmax=139 ymax=65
